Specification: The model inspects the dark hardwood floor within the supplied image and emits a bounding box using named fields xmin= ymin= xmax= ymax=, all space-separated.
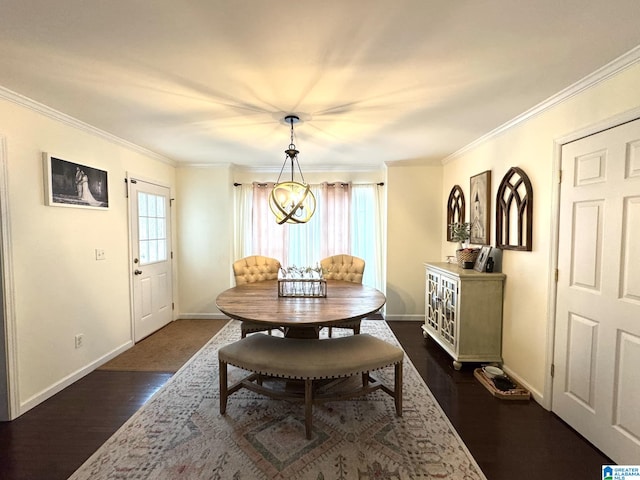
xmin=0 ymin=321 xmax=610 ymax=479
xmin=390 ymin=322 xmax=611 ymax=480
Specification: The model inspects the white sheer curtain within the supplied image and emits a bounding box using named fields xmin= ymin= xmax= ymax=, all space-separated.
xmin=318 ymin=182 xmax=351 ymax=259
xmin=251 ymin=182 xmax=289 ymax=263
xmin=351 ymin=183 xmax=384 ymax=291
xmin=233 ymin=183 xmax=253 ymax=261
xmin=286 ymin=184 xmax=322 ymax=268
xmin=234 ymin=181 xmax=384 ymax=289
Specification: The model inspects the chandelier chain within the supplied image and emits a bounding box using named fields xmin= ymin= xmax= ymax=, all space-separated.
xmin=289 ymin=116 xmax=295 ymax=150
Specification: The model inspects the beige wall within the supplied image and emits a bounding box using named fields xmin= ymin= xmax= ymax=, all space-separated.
xmin=176 ymin=165 xmax=234 ymax=317
xmin=385 ymin=163 xmax=443 ymax=320
xmin=441 ymin=62 xmax=640 ymax=401
xmin=0 ymin=97 xmax=176 ymax=415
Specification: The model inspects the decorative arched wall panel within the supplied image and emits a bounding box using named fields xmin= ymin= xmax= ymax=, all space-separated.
xmin=446 ymin=185 xmax=465 ymax=241
xmin=496 ymin=167 xmax=533 ymax=251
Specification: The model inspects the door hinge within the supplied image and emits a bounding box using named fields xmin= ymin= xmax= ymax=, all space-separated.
xmin=171 ymin=251 xmax=174 ymax=259
xmin=555 ymin=268 xmax=559 ymax=282
xmin=558 ymin=169 xmax=562 ymax=184
xmin=172 ymin=302 xmax=175 ymax=311
xmin=550 ymin=364 xmax=555 ymax=377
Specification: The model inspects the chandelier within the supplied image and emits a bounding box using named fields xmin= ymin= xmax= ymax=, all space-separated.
xmin=269 ymin=115 xmax=316 ymax=224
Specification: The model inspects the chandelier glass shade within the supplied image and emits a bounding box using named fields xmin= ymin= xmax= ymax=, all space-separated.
xmin=269 ymin=115 xmax=316 ymax=224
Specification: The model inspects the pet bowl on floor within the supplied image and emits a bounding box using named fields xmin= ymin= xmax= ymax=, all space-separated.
xmin=482 ymin=365 xmax=504 ymax=378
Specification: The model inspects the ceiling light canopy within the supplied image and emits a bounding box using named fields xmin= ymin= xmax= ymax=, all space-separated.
xmin=269 ymin=115 xmax=316 ymax=224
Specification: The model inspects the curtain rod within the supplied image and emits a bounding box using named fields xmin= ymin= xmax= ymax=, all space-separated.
xmin=233 ymin=182 xmax=384 ymax=187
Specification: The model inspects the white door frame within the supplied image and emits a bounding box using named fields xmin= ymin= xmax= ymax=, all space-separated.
xmin=126 ymin=173 xmax=175 ymax=342
xmin=544 ymin=106 xmax=640 ymax=410
xmin=0 ymin=135 xmax=19 ymax=420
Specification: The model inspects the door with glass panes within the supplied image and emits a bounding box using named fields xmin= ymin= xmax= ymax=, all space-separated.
xmin=129 ymin=178 xmax=173 ymax=342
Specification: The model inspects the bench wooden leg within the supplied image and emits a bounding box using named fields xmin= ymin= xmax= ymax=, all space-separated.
xmin=394 ymin=362 xmax=403 ymax=416
xmin=219 ymin=360 xmax=228 ymax=414
xmin=305 ymin=379 xmax=313 ymax=439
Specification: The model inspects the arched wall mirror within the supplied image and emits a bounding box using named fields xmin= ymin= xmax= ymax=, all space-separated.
xmin=496 ymin=167 xmax=533 ymax=251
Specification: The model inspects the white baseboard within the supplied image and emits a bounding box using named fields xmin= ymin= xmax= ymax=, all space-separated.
xmin=178 ymin=313 xmax=229 ymax=320
xmin=502 ymin=364 xmax=545 ymax=408
xmin=383 ymin=314 xmax=424 ymax=321
xmin=19 ymin=340 xmax=133 ymax=415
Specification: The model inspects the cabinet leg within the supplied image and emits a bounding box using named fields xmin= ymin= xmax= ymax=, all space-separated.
xmin=420 ymin=325 xmax=429 ymax=339
xmin=453 ymin=361 xmax=462 ymax=371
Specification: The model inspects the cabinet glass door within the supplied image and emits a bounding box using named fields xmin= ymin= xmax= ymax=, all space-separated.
xmin=439 ymin=275 xmax=458 ymax=348
xmin=426 ymin=271 xmax=440 ymax=332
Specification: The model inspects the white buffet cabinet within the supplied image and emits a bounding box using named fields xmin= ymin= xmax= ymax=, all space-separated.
xmin=422 ymin=262 xmax=506 ymax=370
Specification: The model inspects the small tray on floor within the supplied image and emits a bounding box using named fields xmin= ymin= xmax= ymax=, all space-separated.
xmin=474 ymin=368 xmax=530 ymax=400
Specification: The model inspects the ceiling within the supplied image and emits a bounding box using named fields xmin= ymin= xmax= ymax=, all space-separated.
xmin=1 ymin=1 xmax=640 ymax=171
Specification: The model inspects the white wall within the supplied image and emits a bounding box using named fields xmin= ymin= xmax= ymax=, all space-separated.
xmin=0 ymin=96 xmax=176 ymax=415
xmin=441 ymin=62 xmax=640 ymax=401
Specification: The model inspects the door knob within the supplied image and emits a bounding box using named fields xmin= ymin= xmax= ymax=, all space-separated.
xmin=134 ymin=269 xmax=143 ymax=275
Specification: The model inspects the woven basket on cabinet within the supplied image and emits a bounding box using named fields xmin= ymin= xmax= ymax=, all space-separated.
xmin=456 ymin=249 xmax=480 ymax=268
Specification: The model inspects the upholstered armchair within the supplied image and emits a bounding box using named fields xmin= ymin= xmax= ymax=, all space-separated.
xmin=320 ymin=254 xmax=366 ymax=336
xmin=232 ymin=255 xmax=283 ymax=337
xmin=321 ymin=254 xmax=365 ymax=283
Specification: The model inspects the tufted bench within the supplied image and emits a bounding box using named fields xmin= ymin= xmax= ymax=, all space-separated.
xmin=219 ymin=333 xmax=403 ymax=439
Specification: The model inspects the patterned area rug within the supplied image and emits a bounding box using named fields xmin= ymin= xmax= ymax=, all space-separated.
xmin=70 ymin=320 xmax=486 ymax=480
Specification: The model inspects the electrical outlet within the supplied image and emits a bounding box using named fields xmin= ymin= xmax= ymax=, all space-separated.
xmin=75 ymin=334 xmax=84 ymax=349
xmin=95 ymin=249 xmax=106 ymax=260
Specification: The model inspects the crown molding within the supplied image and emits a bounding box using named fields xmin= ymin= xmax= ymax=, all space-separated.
xmin=0 ymin=86 xmax=176 ymax=167
xmin=177 ymin=162 xmax=234 ymax=169
xmin=442 ymin=44 xmax=640 ymax=164
xmin=228 ymin=163 xmax=384 ymax=174
xmin=385 ymin=157 xmax=442 ymax=167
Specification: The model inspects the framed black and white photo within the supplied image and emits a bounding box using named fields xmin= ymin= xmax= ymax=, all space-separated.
xmin=43 ymin=153 xmax=109 ymax=209
xmin=470 ymin=170 xmax=491 ymax=245
xmin=474 ymin=245 xmax=492 ymax=272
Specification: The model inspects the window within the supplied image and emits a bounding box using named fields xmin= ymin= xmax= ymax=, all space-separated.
xmin=234 ymin=182 xmax=384 ymax=289
xmin=138 ymin=192 xmax=167 ymax=265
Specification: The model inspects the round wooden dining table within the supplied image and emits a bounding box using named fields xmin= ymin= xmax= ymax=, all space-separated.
xmin=215 ymin=279 xmax=386 ymax=338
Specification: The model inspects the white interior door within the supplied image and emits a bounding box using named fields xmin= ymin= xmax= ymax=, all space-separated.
xmin=130 ymin=178 xmax=173 ymax=342
xmin=553 ymin=118 xmax=640 ymax=463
